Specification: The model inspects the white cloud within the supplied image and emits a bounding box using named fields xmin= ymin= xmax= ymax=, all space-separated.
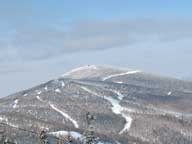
xmin=1 ymin=18 xmax=192 ymax=62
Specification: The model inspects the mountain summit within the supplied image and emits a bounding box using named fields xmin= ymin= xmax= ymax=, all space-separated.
xmin=0 ymin=66 xmax=192 ymax=144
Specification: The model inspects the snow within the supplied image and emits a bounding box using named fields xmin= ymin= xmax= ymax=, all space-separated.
xmin=49 ymin=103 xmax=79 ymax=128
xmin=37 ymin=91 xmax=42 ymax=95
xmin=98 ymin=141 xmax=120 ymax=144
xmin=81 ymin=86 xmax=99 ymax=96
xmin=70 ymin=131 xmax=82 ymax=139
xmin=36 ymin=96 xmax=44 ymax=102
xmin=81 ymin=86 xmax=132 ymax=134
xmin=116 ymin=141 xmax=121 ymax=144
xmin=23 ymin=93 xmax=28 ymax=97
xmin=61 ymin=81 xmax=65 ymax=87
xmin=0 ymin=117 xmax=7 ymax=122
xmin=0 ymin=116 xmax=18 ymax=128
xmin=6 ymin=122 xmax=18 ymax=128
xmin=49 ymin=130 xmax=82 ymax=139
xmin=55 ymin=89 xmax=61 ymax=93
xmin=35 ymin=95 xmax=79 ymax=128
xmin=105 ymin=96 xmax=123 ymax=114
xmin=97 ymin=142 xmax=105 ymax=144
xmin=168 ymin=91 xmax=172 ymax=96
xmin=44 ymin=86 xmax=48 ymax=91
xmin=49 ymin=130 xmax=68 ymax=137
xmin=119 ymin=114 xmax=132 ymax=134
xmin=62 ymin=65 xmax=97 ymax=76
xmin=112 ymin=90 xmax=124 ymax=101
xmin=13 ymin=99 xmax=18 ymax=109
xmin=104 ymin=95 xmax=132 ymax=134
xmin=102 ymin=70 xmax=141 ymax=81
xmin=116 ymin=81 xmax=123 ymax=84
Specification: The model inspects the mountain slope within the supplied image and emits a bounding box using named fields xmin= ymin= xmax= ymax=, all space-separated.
xmin=0 ymin=65 xmax=192 ymax=144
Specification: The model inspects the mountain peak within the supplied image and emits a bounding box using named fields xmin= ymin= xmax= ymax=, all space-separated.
xmin=62 ymin=65 xmax=141 ymax=80
xmin=1 ymin=65 xmax=192 ymax=143
xmin=62 ymin=65 xmax=98 ymax=77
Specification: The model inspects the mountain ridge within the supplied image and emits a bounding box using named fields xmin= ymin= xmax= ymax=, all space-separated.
xmin=0 ymin=65 xmax=192 ymax=144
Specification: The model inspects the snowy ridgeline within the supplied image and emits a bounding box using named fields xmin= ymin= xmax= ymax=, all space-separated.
xmin=102 ymin=70 xmax=141 ymax=81
xmin=62 ymin=65 xmax=97 ymax=77
xmin=1 ymin=65 xmax=192 ymax=144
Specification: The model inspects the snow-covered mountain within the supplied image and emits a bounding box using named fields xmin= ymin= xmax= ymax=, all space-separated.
xmin=0 ymin=65 xmax=192 ymax=144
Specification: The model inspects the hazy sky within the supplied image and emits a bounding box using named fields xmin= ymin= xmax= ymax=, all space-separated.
xmin=1 ymin=0 xmax=192 ymax=96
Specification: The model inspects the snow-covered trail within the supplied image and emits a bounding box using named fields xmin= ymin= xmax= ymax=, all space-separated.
xmin=102 ymin=70 xmax=141 ymax=81
xmin=49 ymin=103 xmax=79 ymax=128
xmin=36 ymin=96 xmax=79 ymax=128
xmin=112 ymin=90 xmax=124 ymax=101
xmin=81 ymin=86 xmax=132 ymax=134
xmin=36 ymin=96 xmax=44 ymax=102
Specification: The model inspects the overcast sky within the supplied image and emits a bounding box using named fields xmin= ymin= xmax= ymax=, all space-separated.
xmin=1 ymin=0 xmax=192 ymax=97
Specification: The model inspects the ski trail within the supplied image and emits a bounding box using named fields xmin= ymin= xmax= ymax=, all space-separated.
xmin=23 ymin=93 xmax=28 ymax=97
xmin=49 ymin=103 xmax=79 ymax=128
xmin=36 ymin=96 xmax=44 ymax=102
xmin=112 ymin=90 xmax=124 ymax=101
xmin=81 ymin=86 xmax=132 ymax=134
xmin=36 ymin=96 xmax=79 ymax=128
xmin=167 ymin=91 xmax=172 ymax=96
xmin=102 ymin=70 xmax=141 ymax=81
xmin=119 ymin=113 xmax=132 ymax=134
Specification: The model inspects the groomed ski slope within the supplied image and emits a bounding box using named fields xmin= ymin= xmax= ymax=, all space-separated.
xmin=80 ymin=86 xmax=132 ymax=134
xmin=102 ymin=70 xmax=141 ymax=81
xmin=36 ymin=95 xmax=79 ymax=128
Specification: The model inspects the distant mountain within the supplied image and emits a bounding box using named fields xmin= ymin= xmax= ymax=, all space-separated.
xmin=0 ymin=65 xmax=192 ymax=144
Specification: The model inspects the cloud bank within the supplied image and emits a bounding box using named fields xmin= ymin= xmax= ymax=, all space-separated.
xmin=1 ymin=18 xmax=192 ymax=63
